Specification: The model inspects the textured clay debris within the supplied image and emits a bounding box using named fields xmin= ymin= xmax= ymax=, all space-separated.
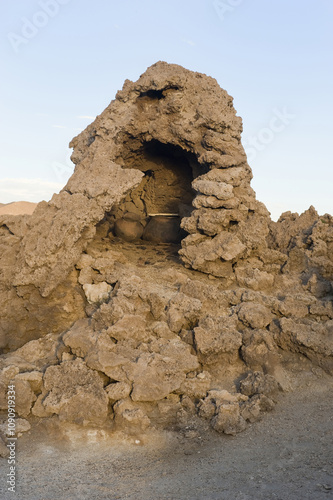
xmin=0 ymin=62 xmax=332 ymax=439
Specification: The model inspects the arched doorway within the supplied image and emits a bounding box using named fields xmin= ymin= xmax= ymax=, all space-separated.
xmin=108 ymin=140 xmax=201 ymax=244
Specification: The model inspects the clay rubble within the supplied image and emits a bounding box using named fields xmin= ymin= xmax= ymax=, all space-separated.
xmin=0 ymin=61 xmax=332 ymax=450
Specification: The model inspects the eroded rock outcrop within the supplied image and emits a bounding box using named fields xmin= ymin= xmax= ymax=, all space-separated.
xmin=0 ymin=62 xmax=332 ymax=439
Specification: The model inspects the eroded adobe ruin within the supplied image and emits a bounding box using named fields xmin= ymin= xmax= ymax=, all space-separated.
xmin=0 ymin=62 xmax=332 ymax=443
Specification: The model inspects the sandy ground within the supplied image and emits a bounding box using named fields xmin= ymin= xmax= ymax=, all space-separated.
xmin=0 ymin=373 xmax=332 ymax=500
xmin=0 ymin=202 xmax=37 ymax=216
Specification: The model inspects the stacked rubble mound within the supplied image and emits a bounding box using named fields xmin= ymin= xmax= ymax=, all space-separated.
xmin=0 ymin=62 xmax=332 ymax=443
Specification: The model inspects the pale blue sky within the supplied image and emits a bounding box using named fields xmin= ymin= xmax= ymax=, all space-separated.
xmin=1 ymin=0 xmax=332 ymax=220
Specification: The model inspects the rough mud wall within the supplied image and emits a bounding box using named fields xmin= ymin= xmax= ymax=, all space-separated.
xmin=70 ymin=61 xmax=270 ymax=278
xmin=0 ymin=218 xmax=332 ymax=439
xmin=0 ymin=162 xmax=143 ymax=350
xmin=0 ymin=62 xmax=332 ymax=441
xmin=0 ymin=61 xmax=269 ymax=350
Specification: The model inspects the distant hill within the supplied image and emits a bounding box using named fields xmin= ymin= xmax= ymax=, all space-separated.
xmin=0 ymin=201 xmax=37 ymax=216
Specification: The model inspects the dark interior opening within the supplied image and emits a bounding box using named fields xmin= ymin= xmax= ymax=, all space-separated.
xmin=138 ymin=86 xmax=181 ymax=101
xmin=139 ymin=140 xmax=195 ymax=215
xmin=138 ymin=89 xmax=165 ymax=100
xmin=107 ymin=140 xmax=201 ymax=244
